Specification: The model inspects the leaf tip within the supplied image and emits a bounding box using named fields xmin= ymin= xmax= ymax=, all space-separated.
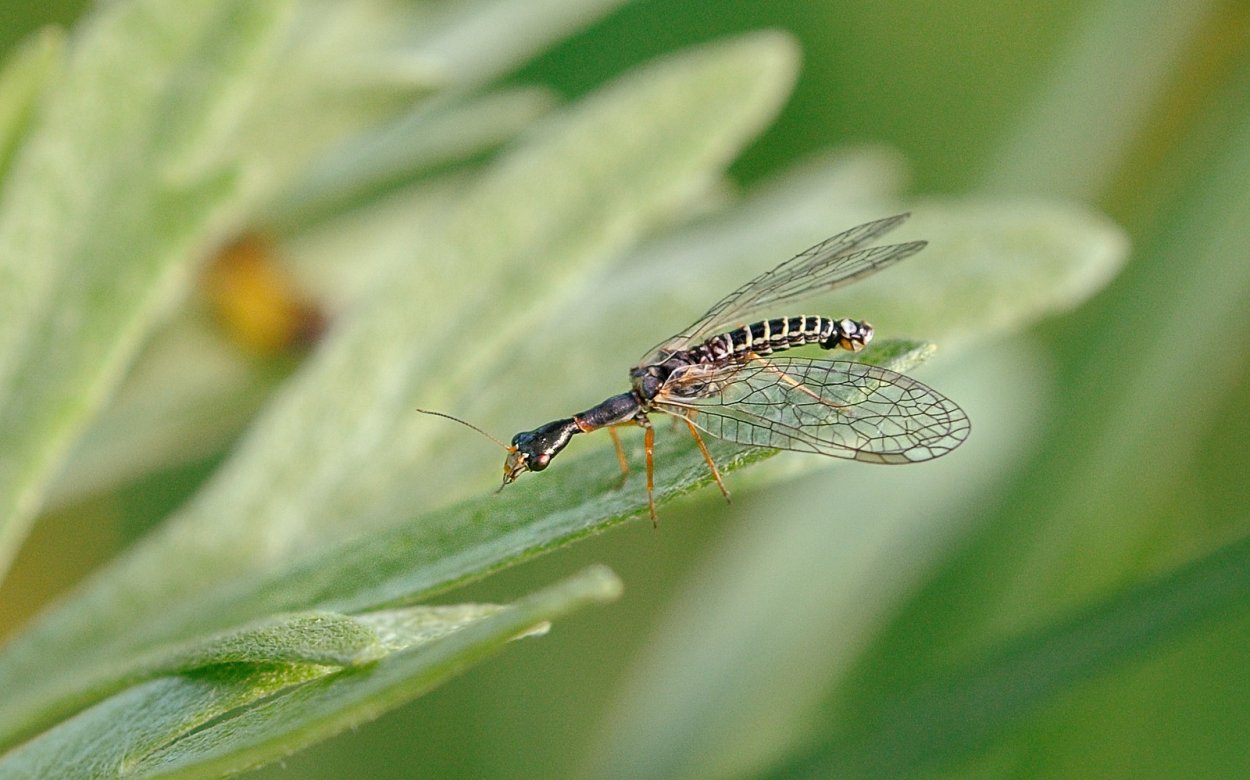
xmin=579 ymin=564 xmax=626 ymax=602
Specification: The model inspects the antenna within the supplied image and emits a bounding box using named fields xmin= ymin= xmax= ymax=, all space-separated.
xmin=415 ymin=408 xmax=511 ymax=451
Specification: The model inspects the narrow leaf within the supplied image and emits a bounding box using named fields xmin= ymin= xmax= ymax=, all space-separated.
xmin=763 ymin=531 xmax=1250 ymax=778
xmin=0 ymin=32 xmax=800 ymax=746
xmin=408 ymin=0 xmax=630 ymax=87
xmin=0 ymin=1 xmax=296 ymax=578
xmin=0 ymin=566 xmax=621 ymax=780
xmin=0 ymin=342 xmax=935 ymax=747
xmin=0 ymin=27 xmax=62 ymax=180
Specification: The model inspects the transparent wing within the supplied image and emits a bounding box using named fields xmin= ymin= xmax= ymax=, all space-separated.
xmin=652 ymin=357 xmax=969 ymax=463
xmin=642 ymin=213 xmax=923 ymax=361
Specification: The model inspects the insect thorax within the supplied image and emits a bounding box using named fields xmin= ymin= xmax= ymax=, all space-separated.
xmin=630 ymin=357 xmax=687 ymax=402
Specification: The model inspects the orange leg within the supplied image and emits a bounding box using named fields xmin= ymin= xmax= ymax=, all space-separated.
xmin=607 ymin=426 xmax=630 ymax=488
xmin=643 ymin=421 xmax=657 ymax=526
xmin=684 ymin=418 xmax=730 ymax=503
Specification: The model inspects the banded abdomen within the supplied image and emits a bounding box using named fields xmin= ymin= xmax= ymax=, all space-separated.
xmin=687 ymin=315 xmax=873 ymax=364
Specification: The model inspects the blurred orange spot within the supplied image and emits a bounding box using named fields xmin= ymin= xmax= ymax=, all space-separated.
xmin=202 ymin=235 xmax=325 ymax=355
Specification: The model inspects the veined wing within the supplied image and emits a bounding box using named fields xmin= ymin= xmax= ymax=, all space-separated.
xmin=641 ymin=213 xmax=923 ymax=361
xmin=652 ymin=357 xmax=969 ymax=463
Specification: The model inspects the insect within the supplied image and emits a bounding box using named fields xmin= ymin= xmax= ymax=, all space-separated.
xmin=420 ymin=213 xmax=970 ymax=524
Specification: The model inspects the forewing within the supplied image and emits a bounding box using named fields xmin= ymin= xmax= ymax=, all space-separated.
xmin=653 ymin=357 xmax=969 ymax=463
xmin=641 ymin=213 xmax=921 ymax=361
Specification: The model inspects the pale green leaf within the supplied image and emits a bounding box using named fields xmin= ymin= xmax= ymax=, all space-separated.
xmin=46 ymin=147 xmax=899 ymax=508
xmin=0 ymin=31 xmax=801 ymax=747
xmin=42 ymin=313 xmax=279 ymax=509
xmin=0 ymin=341 xmax=929 ymax=749
xmin=0 ymin=0 xmax=297 ymax=579
xmin=0 ymin=26 xmax=62 ymax=180
xmin=403 ymin=0 xmax=630 ymax=87
xmin=0 ymin=566 xmax=621 ymax=780
xmin=266 ymin=87 xmax=557 ymax=230
xmin=0 ymin=9 xmax=1136 ymax=774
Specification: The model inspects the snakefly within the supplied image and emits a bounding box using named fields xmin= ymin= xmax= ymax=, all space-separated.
xmin=419 ymin=213 xmax=970 ymax=524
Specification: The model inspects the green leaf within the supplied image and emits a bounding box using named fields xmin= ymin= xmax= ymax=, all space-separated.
xmin=47 ymin=147 xmax=904 ymax=509
xmin=0 ymin=162 xmax=1125 ymax=758
xmin=406 ymin=0 xmax=631 ymax=87
xmin=580 ymin=341 xmax=1050 ymax=779
xmin=980 ymin=2 xmax=1213 ymax=198
xmin=31 ymin=0 xmax=632 ymax=513
xmin=0 ymin=31 xmax=800 ymax=749
xmin=265 ymin=87 xmax=558 ymax=231
xmin=0 ymin=340 xmax=930 ymax=751
xmin=973 ymin=66 xmax=1250 ymax=634
xmin=0 ymin=566 xmax=622 ymax=780
xmin=760 ymin=532 xmax=1250 ymax=778
xmin=0 ymin=26 xmax=62 ymax=181
xmin=0 ymin=1 xmax=297 ymax=579
xmin=0 ymin=5 xmax=1136 ymax=772
xmin=563 ymin=198 xmax=1125 ymax=780
xmin=41 ymin=312 xmax=282 ymax=509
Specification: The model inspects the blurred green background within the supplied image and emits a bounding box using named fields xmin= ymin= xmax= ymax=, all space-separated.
xmin=2 ymin=1 xmax=1249 ymax=778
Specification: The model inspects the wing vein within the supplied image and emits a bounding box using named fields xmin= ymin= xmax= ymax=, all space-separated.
xmin=653 ymin=357 xmax=970 ymax=463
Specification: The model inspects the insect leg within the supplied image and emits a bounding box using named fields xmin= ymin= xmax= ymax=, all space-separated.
xmin=607 ymin=426 xmax=630 ymax=488
xmin=684 ymin=417 xmax=730 ymax=503
xmin=637 ymin=415 xmax=657 ymax=526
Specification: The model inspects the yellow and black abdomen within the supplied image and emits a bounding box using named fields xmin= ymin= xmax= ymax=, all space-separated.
xmin=693 ymin=315 xmax=874 ymax=363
